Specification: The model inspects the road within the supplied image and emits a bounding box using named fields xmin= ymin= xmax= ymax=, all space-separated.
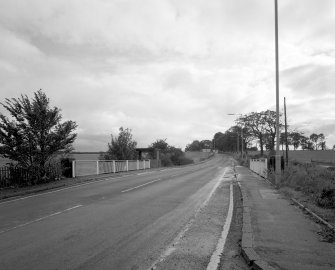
xmin=0 ymin=154 xmax=235 ymax=270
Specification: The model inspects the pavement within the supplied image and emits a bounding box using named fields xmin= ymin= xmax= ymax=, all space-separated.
xmin=236 ymin=165 xmax=335 ymax=270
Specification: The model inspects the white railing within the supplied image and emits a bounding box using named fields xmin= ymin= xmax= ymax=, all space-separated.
xmin=250 ymin=158 xmax=268 ymax=178
xmin=72 ymin=159 xmax=151 ymax=178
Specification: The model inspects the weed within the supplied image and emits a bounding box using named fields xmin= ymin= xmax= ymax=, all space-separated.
xmin=271 ymin=162 xmax=335 ymax=209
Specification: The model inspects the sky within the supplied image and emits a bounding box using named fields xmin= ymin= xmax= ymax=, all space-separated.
xmin=0 ymin=0 xmax=335 ymax=151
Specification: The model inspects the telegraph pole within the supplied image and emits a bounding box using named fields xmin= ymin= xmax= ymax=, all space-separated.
xmin=284 ymin=97 xmax=289 ymax=166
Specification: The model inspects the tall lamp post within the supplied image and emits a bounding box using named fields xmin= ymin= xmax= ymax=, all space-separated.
xmin=228 ymin=113 xmax=244 ymax=158
xmin=274 ymin=0 xmax=281 ymax=184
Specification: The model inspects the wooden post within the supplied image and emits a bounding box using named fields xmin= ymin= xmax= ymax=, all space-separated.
xmin=72 ymin=160 xmax=76 ymax=178
xmin=284 ymin=97 xmax=289 ymax=166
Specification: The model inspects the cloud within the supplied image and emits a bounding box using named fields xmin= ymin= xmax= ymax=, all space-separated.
xmin=0 ymin=0 xmax=335 ymax=151
xmin=282 ymin=64 xmax=335 ymax=96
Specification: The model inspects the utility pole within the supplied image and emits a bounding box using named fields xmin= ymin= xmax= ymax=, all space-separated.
xmin=228 ymin=113 xmax=243 ymax=157
xmin=275 ymin=0 xmax=281 ymax=184
xmin=284 ymin=97 xmax=289 ymax=166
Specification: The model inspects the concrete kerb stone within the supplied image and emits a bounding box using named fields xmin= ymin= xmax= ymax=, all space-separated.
xmin=236 ymin=168 xmax=277 ymax=270
xmin=291 ymin=198 xmax=335 ymax=232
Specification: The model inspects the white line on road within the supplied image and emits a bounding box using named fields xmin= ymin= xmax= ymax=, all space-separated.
xmin=149 ymin=167 xmax=229 ymax=270
xmin=0 ymin=204 xmax=83 ymax=234
xmin=136 ymin=172 xmax=153 ymax=176
xmin=0 ymin=175 xmax=129 ymax=205
xmin=121 ymin=179 xmax=162 ymax=193
xmin=206 ymin=182 xmax=234 ymax=270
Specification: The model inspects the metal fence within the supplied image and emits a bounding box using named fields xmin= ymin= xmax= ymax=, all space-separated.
xmin=72 ymin=160 xmax=152 ymax=177
xmin=250 ymin=158 xmax=268 ymax=178
xmin=0 ymin=167 xmax=28 ymax=188
xmin=0 ymin=164 xmax=61 ymax=188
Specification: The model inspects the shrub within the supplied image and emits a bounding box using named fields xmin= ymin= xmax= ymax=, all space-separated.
xmin=316 ymin=188 xmax=335 ymax=208
xmin=275 ymin=162 xmax=335 ymax=208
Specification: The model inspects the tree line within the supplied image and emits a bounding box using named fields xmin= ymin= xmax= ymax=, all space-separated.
xmin=186 ymin=110 xmax=333 ymax=155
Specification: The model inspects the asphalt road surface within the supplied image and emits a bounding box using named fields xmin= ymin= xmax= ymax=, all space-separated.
xmin=0 ymin=154 xmax=235 ymax=270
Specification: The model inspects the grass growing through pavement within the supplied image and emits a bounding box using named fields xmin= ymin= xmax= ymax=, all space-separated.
xmin=272 ymin=162 xmax=335 ymax=209
xmin=267 ymin=162 xmax=335 ymax=232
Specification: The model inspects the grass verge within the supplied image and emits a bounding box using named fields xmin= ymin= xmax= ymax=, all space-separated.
xmin=266 ymin=162 xmax=335 ymax=240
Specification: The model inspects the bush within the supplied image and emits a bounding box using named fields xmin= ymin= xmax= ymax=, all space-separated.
xmin=316 ymin=188 xmax=335 ymax=208
xmin=274 ymin=162 xmax=335 ymax=208
xmin=160 ymin=155 xmax=173 ymax=167
xmin=177 ymin=156 xmax=194 ymax=166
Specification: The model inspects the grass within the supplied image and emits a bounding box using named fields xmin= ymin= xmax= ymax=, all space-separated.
xmin=248 ymin=150 xmax=335 ymax=164
xmin=184 ymin=151 xmax=213 ymax=163
xmin=267 ymin=162 xmax=335 ymax=229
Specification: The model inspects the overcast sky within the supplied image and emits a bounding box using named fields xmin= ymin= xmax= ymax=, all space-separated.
xmin=1 ymin=0 xmax=334 ymax=151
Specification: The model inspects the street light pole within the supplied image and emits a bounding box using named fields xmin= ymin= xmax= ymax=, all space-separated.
xmin=275 ymin=0 xmax=281 ymax=184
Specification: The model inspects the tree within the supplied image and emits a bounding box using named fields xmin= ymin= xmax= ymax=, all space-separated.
xmin=310 ymin=133 xmax=319 ymax=150
xmin=102 ymin=127 xmax=137 ymax=160
xmin=185 ymin=140 xmax=201 ymax=151
xmin=199 ymin=140 xmax=212 ymax=149
xmin=318 ymin=133 xmax=326 ymax=150
xmin=150 ymin=139 xmax=192 ymax=166
xmin=301 ymin=136 xmax=313 ymax=150
xmin=237 ymin=110 xmax=282 ymax=156
xmin=0 ymin=90 xmax=77 ymax=181
xmin=289 ymin=131 xmax=305 ymax=150
xmin=150 ymin=139 xmax=170 ymax=153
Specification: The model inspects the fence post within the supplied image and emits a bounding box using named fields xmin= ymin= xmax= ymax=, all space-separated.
xmin=96 ymin=161 xmax=99 ymax=175
xmin=72 ymin=160 xmax=76 ymax=178
xmin=148 ymin=159 xmax=151 ymax=169
xmin=143 ymin=160 xmax=146 ymax=169
xmin=137 ymin=160 xmax=139 ymax=170
xmin=113 ymin=160 xmax=116 ymax=173
xmin=126 ymin=160 xmax=129 ymax=171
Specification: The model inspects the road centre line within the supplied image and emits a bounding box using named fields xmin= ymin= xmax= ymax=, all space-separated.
xmin=136 ymin=172 xmax=154 ymax=176
xmin=0 ymin=204 xmax=83 ymax=235
xmin=121 ymin=178 xmax=162 ymax=193
xmin=0 ymin=167 xmax=200 ymax=205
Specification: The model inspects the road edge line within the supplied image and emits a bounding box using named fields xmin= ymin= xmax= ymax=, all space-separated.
xmin=206 ymin=181 xmax=234 ymax=270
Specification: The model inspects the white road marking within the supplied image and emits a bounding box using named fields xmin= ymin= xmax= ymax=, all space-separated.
xmin=121 ymin=179 xmax=162 ymax=193
xmin=0 ymin=175 xmax=129 ymax=205
xmin=148 ymin=167 xmax=229 ymax=270
xmin=206 ymin=182 xmax=234 ymax=270
xmin=136 ymin=172 xmax=153 ymax=176
xmin=0 ymin=204 xmax=83 ymax=234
